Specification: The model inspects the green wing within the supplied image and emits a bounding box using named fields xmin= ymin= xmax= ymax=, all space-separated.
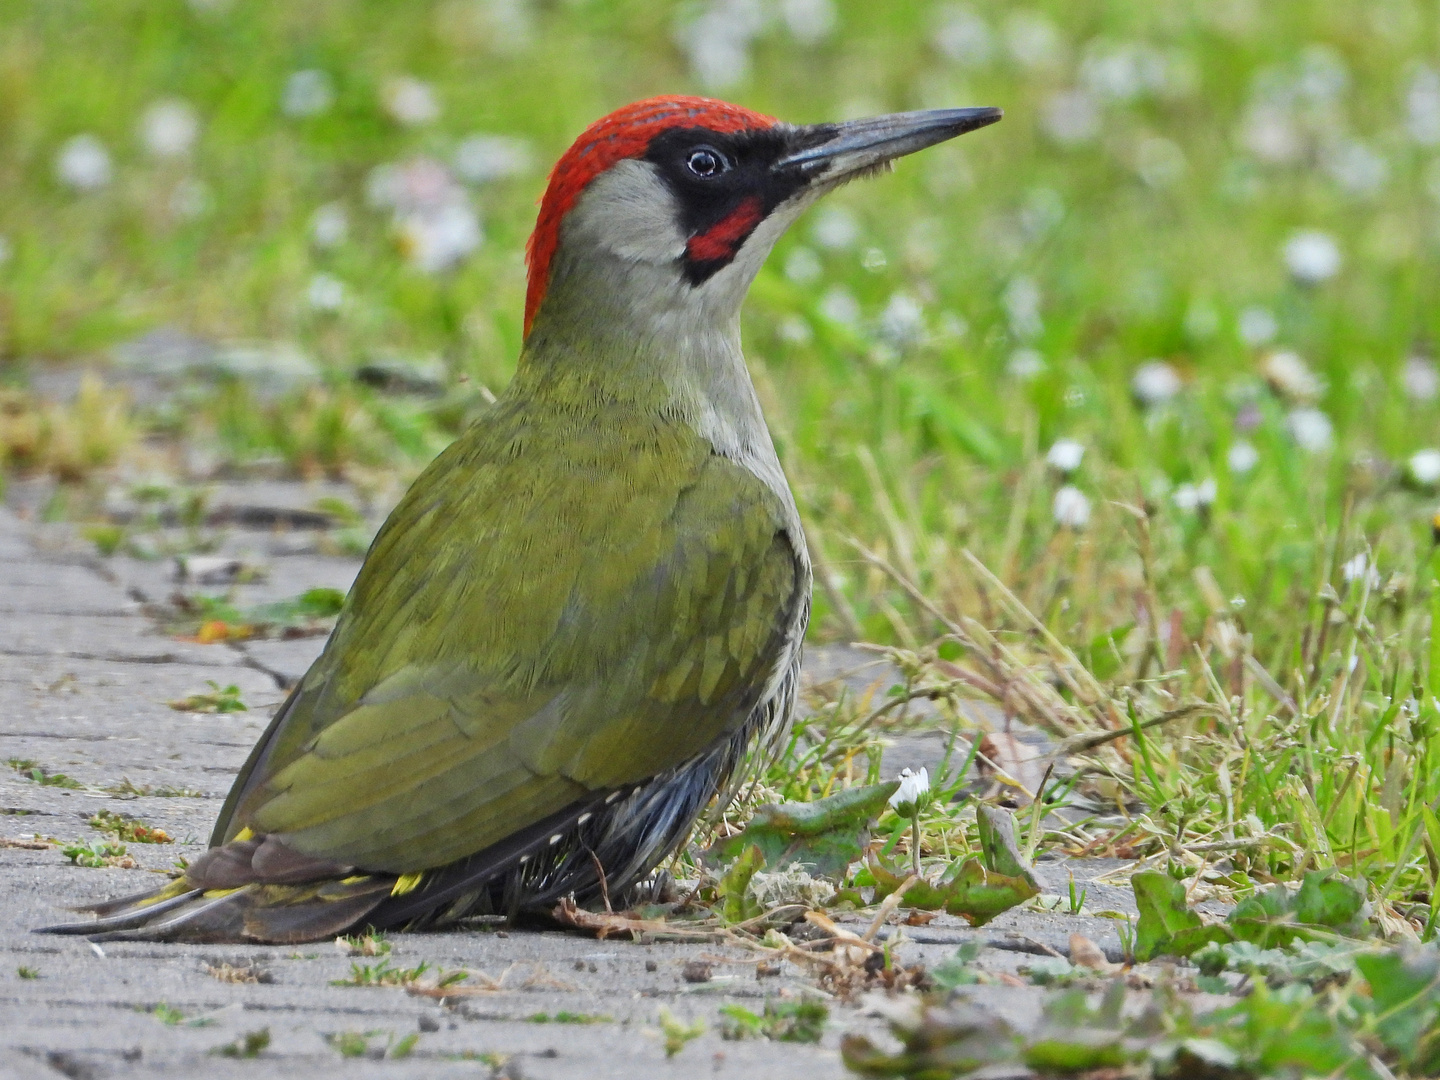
xmin=219 ymin=398 xmax=803 ymax=874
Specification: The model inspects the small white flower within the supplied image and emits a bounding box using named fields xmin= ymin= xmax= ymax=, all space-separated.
xmin=1053 ymin=485 xmax=1091 ymax=528
xmin=777 ymin=315 xmax=813 ymax=345
xmin=397 ymin=203 xmax=482 ymax=273
xmin=817 ymin=285 xmax=860 ymax=327
xmin=282 ymin=70 xmax=334 ymax=118
xmin=140 ymin=99 xmax=199 ymax=158
xmin=1409 ymin=449 xmax=1440 ymax=487
xmin=1324 ymin=140 xmax=1387 ymax=198
xmin=1238 ymin=306 xmax=1278 ymax=347
xmin=1004 ymin=276 xmax=1043 ymax=339
xmin=1403 ymin=356 xmax=1439 ymax=402
xmin=673 ymin=0 xmax=765 ymax=91
xmin=1046 ymin=438 xmax=1085 ymax=473
xmin=1341 ymin=553 xmax=1380 ymax=587
xmin=306 ymin=273 xmax=345 ymax=312
xmin=877 ymin=292 xmax=926 ymax=349
xmin=1135 ymin=136 xmax=1186 ymax=188
xmin=784 ymin=247 xmax=822 ymax=284
xmin=889 ymin=767 xmax=930 ymax=812
xmin=812 ymin=206 xmax=860 ymax=250
xmin=1042 ymin=89 xmax=1099 ymax=145
xmin=1006 ymin=348 xmax=1045 ymax=380
xmin=382 ymin=77 xmax=440 ymax=126
xmin=1287 ymin=407 xmax=1333 ymax=453
xmin=1242 ymin=104 xmax=1302 ymax=164
xmin=1263 ymin=350 xmax=1323 ymax=402
xmin=56 ymin=135 xmax=112 ymax=191
xmin=367 ymin=157 xmax=462 ymax=213
xmin=1228 ymin=441 xmax=1259 ymax=474
xmin=1004 ymin=11 xmax=1061 ymax=70
xmin=779 ymin=0 xmax=836 ymax=45
xmin=1406 ymin=66 xmax=1440 ymax=146
xmin=1131 ymin=360 xmax=1182 ymax=407
xmin=310 ymin=203 xmax=349 ymax=249
xmin=1172 ymin=478 xmax=1216 ymax=513
xmin=1284 ymin=230 xmax=1342 ymax=284
xmin=933 ymin=5 xmax=992 ymax=67
xmin=453 ymin=135 xmax=534 ymax=183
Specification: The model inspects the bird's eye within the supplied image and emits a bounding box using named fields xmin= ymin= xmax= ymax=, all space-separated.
xmin=685 ymin=147 xmax=726 ymax=178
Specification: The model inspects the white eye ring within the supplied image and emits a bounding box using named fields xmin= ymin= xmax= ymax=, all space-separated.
xmin=686 ymin=147 xmax=726 ymax=178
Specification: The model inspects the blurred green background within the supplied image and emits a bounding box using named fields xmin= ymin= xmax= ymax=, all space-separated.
xmin=1 ymin=0 xmax=1439 ymax=660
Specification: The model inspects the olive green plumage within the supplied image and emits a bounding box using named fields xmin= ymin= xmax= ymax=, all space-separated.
xmin=221 ymin=374 xmax=803 ymax=872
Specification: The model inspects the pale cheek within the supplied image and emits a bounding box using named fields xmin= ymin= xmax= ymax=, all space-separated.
xmin=566 ymin=160 xmax=687 ymax=265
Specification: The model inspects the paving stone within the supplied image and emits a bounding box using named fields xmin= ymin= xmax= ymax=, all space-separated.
xmin=0 ymin=501 xmax=1139 ymax=1079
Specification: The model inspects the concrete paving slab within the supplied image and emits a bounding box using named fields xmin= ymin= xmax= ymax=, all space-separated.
xmin=0 ymin=501 xmax=1144 ymax=1079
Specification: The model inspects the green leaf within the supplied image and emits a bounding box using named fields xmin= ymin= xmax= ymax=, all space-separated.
xmin=704 ymin=781 xmax=897 ymax=879
xmin=1356 ymin=949 xmax=1440 ymax=1067
xmin=870 ymin=854 xmax=1038 ymax=926
xmin=1133 ymin=871 xmax=1228 ymax=960
xmin=976 ymin=804 xmax=1041 ymax=890
xmin=717 ymin=844 xmax=765 ymax=925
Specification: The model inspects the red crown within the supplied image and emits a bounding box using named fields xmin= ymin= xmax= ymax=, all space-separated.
xmin=524 ymin=96 xmax=777 ymax=336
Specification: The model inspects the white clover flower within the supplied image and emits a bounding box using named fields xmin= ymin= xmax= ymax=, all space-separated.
xmin=1172 ymin=478 xmax=1216 ymax=513
xmin=1241 ymin=104 xmax=1302 ymax=164
xmin=1287 ymin=407 xmax=1333 ymax=453
xmin=1284 ymin=230 xmax=1342 ymax=284
xmin=1004 ymin=276 xmax=1043 ymax=339
xmin=1041 ymin=89 xmax=1099 ymax=145
xmin=1053 ymin=485 xmax=1091 ymax=529
xmin=367 ymin=157 xmax=463 ymax=213
xmin=1262 ymin=350 xmax=1323 ymax=402
xmin=1409 ymin=449 xmax=1440 ymax=487
xmin=1004 ymin=11 xmax=1061 ymax=70
xmin=1006 ymin=348 xmax=1045 ymax=380
xmin=397 ymin=203 xmax=482 ymax=273
xmin=140 ymin=99 xmax=199 ymax=158
xmin=783 ymin=246 xmax=822 ymax=284
xmin=56 ymin=135 xmax=112 ymax=191
xmin=777 ymin=315 xmax=813 ymax=346
xmin=1046 ymin=438 xmax=1085 ymax=473
xmin=812 ymin=206 xmax=860 ymax=250
xmin=889 ymin=767 xmax=930 ymax=814
xmin=282 ymin=70 xmax=334 ymax=118
xmin=779 ymin=0 xmax=836 ymax=45
xmin=674 ymin=0 xmax=765 ymax=91
xmin=1341 ymin=553 xmax=1380 ymax=587
xmin=453 ymin=135 xmax=534 ymax=183
xmin=1403 ymin=356 xmax=1439 ymax=402
xmin=1324 ymin=140 xmax=1387 ymax=198
xmin=817 ymin=285 xmax=860 ymax=327
xmin=932 ymin=5 xmax=993 ymax=67
xmin=382 ymin=77 xmax=440 ymax=126
xmin=310 ymin=203 xmax=349 ymax=249
xmin=1131 ymin=360 xmax=1182 ymax=407
xmin=877 ymin=292 xmax=926 ymax=350
xmin=1228 ymin=440 xmax=1259 ymax=475
xmin=1406 ymin=66 xmax=1440 ymax=146
xmin=306 ymin=273 xmax=345 ymax=312
xmin=1238 ymin=306 xmax=1278 ymax=347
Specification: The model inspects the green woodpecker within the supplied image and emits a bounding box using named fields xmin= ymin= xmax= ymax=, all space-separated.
xmin=42 ymin=96 xmax=1000 ymax=943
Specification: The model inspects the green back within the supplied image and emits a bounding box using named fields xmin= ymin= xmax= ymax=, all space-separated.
xmin=219 ymin=384 xmax=804 ymax=873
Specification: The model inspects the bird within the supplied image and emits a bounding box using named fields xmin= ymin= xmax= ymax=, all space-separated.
xmin=39 ymin=96 xmax=1001 ymax=944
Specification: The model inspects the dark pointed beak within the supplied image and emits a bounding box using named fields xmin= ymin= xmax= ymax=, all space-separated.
xmin=775 ymin=107 xmax=1002 ymax=181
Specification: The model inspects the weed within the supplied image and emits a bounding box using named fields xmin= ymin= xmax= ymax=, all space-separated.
xmin=17 ymin=966 xmax=39 ymax=979
xmin=166 ymin=682 xmax=247 ymax=714
xmin=88 ymin=810 xmax=172 ymax=844
xmin=527 ymin=1012 xmax=611 ymax=1024
xmin=7 ymin=759 xmax=83 ymax=789
xmin=211 ymin=1028 xmax=269 ymax=1058
xmin=719 ymin=998 xmax=827 ymax=1043
xmin=334 ymin=932 xmax=390 ymax=956
xmin=657 ymin=1008 xmax=705 ymax=1058
xmin=148 ymin=1003 xmax=215 ymax=1028
xmin=62 ymin=839 xmax=135 ymax=868
xmin=331 ymin=959 xmax=467 ymax=989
